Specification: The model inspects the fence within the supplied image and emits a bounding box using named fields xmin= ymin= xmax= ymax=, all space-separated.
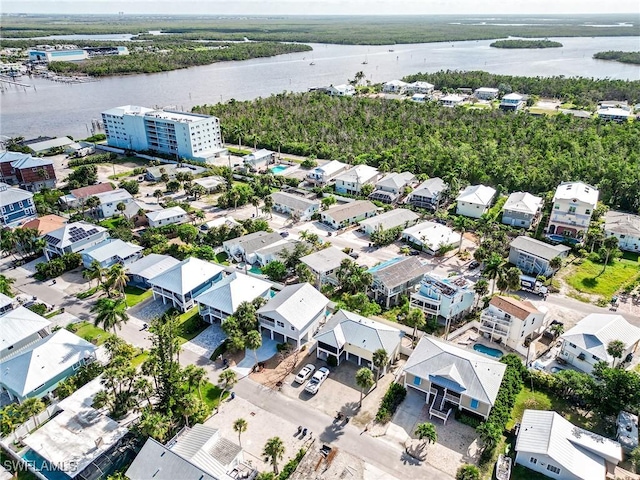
xmin=2 ymin=404 xmax=59 ymax=445
xmin=446 ymin=320 xmax=480 ymax=342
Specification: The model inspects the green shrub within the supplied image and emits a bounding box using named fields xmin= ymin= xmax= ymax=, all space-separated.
xmin=455 ymin=411 xmax=483 ymax=428
xmin=375 ymin=382 xmax=407 ymax=423
xmin=326 ymin=355 xmax=338 ymax=367
xmin=28 ymin=303 xmax=48 ymax=316
xmin=456 ymin=464 xmax=480 ymax=480
xmin=68 ymin=152 xmax=116 ymax=167
xmin=278 ymin=448 xmax=306 ymax=480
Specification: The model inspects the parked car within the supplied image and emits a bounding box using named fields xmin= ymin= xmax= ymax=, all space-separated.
xmin=304 ymin=366 xmax=330 ymax=394
xmin=348 ymin=251 xmax=360 ymax=259
xmin=409 ymin=250 xmax=421 ymax=256
xmin=280 ymin=231 xmax=290 ymax=237
xmin=468 ymin=260 xmax=480 ymax=270
xmin=294 ymin=364 xmax=316 ymax=384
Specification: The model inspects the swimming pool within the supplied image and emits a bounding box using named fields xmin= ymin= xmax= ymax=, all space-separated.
xmin=21 ymin=449 xmax=72 ymax=480
xmin=270 ymin=165 xmax=289 ymax=174
xmin=546 ymin=234 xmax=580 ymax=245
xmin=473 ymin=343 xmax=504 ymax=359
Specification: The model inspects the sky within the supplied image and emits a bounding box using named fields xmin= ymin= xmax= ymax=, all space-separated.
xmin=3 ymin=0 xmax=639 ymax=16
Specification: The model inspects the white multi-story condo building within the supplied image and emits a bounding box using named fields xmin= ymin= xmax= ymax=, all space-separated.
xmin=547 ymin=181 xmax=599 ymax=238
xmin=101 ymin=105 xmax=225 ymax=162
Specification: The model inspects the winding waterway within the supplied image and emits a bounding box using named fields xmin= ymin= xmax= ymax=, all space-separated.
xmin=1 ymin=36 xmax=639 ymax=139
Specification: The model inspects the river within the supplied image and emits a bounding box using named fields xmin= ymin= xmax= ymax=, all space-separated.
xmin=1 ymin=36 xmax=639 ymax=140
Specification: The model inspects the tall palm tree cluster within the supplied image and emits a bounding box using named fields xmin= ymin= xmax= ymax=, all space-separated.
xmin=0 ymin=227 xmax=45 ymax=261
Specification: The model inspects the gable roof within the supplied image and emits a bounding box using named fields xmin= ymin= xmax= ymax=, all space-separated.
xmin=489 ymin=296 xmax=540 ymax=320
xmin=605 ymin=210 xmax=640 ymax=237
xmin=315 ymin=310 xmax=403 ymax=354
xmin=312 ymin=160 xmax=348 ymax=177
xmin=0 ymin=151 xmax=32 ymax=165
xmin=369 ymin=256 xmax=430 ymax=289
xmin=270 ymin=191 xmax=319 ymax=212
xmin=300 ymin=247 xmax=351 ymax=274
xmin=323 ymin=200 xmax=378 ymax=223
xmin=223 ymin=231 xmax=284 ymax=256
xmin=553 ymin=181 xmax=599 ymax=206
xmin=456 ymin=185 xmax=496 ymax=206
xmin=10 ymin=155 xmax=54 ymax=169
xmin=0 ymin=306 xmax=51 ymax=357
xmin=126 ymin=254 xmax=180 ymax=280
xmin=516 ymin=409 xmax=622 ymax=480
xmin=560 ymin=314 xmax=640 ymax=362
xmin=375 ymin=172 xmax=416 ymax=190
xmin=43 ymin=221 xmax=107 ymax=248
xmin=410 ymin=177 xmax=447 ymax=199
xmin=22 ymin=214 xmax=66 ymax=235
xmin=94 ymin=188 xmax=133 ymax=204
xmin=196 ymin=272 xmax=271 ymax=315
xmin=126 ymin=438 xmax=217 ymax=480
xmin=82 ymin=239 xmax=143 ymax=262
xmin=258 ymin=283 xmax=329 ymax=330
xmin=402 ymin=221 xmax=461 ymax=251
xmin=403 ymin=336 xmax=506 ymax=406
xmin=334 ymin=165 xmax=379 ymax=185
xmin=503 ymin=192 xmax=543 ymax=215
xmin=69 ymin=183 xmax=114 ymax=200
xmin=0 ymin=182 xmax=34 ymax=207
xmin=27 ymin=137 xmax=75 ymax=152
xmin=510 ymin=236 xmax=571 ymax=261
xmin=148 ymin=257 xmax=224 ymax=295
xmin=146 ymin=206 xmax=187 ymax=222
xmin=359 ymin=209 xmax=419 ymax=232
xmin=0 ymin=329 xmax=96 ymax=397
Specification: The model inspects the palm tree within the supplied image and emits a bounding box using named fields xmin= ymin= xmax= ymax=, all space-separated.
xmin=245 ymin=330 xmax=262 ymax=367
xmin=372 ymin=348 xmax=389 ymax=386
xmin=355 ymin=367 xmax=375 ymax=406
xmin=602 ymin=236 xmax=619 ymax=272
xmin=483 ymin=252 xmax=505 ymax=294
xmin=233 ymin=418 xmax=248 ymax=447
xmin=501 ymin=266 xmax=522 ymax=294
xmin=473 ymin=279 xmax=489 ymax=309
xmin=153 ymin=189 xmax=163 ymax=204
xmin=251 ymin=196 xmax=261 ymax=217
xmin=84 ymin=259 xmax=107 ymax=288
xmin=0 ymin=274 xmax=15 ymax=297
xmin=607 ymin=340 xmax=626 ymax=367
xmin=550 ymin=323 xmax=564 ymax=338
xmin=91 ymin=297 xmax=129 ymax=333
xmin=85 ymin=196 xmax=101 ymax=218
xmin=452 ymin=216 xmax=471 ymax=253
xmin=218 ymin=369 xmax=238 ymax=407
xmin=414 ymin=422 xmax=437 ymax=447
xmin=405 ymin=308 xmax=426 ymax=346
xmin=107 ymin=263 xmax=129 ymax=297
xmin=549 ymin=256 xmax=563 ymax=272
xmin=183 ymin=365 xmax=207 ymax=400
xmin=295 ymin=263 xmax=314 ymax=284
xmin=262 ymin=437 xmax=285 ymax=474
xmin=262 ymin=195 xmax=274 ymax=218
xmin=193 ymin=210 xmax=206 ymax=225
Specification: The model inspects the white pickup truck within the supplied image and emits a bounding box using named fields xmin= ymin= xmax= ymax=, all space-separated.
xmin=520 ymin=275 xmax=548 ymax=297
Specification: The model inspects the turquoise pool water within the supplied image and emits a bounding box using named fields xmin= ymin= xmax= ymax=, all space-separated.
xmin=249 ymin=266 xmax=263 ymax=275
xmin=473 ymin=343 xmax=504 ymax=359
xmin=270 ymin=165 xmax=288 ymax=174
xmin=21 ymin=449 xmax=71 ymax=480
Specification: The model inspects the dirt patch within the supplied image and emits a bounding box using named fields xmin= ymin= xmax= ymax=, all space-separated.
xmin=249 ymin=347 xmax=307 ymax=389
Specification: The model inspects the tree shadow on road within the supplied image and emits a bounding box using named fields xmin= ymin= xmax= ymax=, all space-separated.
xmin=319 ymin=419 xmax=345 ymax=444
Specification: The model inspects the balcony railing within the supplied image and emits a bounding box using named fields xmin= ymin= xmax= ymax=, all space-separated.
xmin=550 ymin=211 xmax=591 ymax=227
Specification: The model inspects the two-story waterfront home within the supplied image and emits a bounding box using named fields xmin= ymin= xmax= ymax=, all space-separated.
xmin=81 ymin=238 xmax=144 ymax=269
xmin=403 ymin=336 xmax=506 ymax=422
xmin=406 ymin=177 xmax=448 ymax=211
xmin=300 ymin=247 xmax=352 ymax=288
xmin=0 ymin=182 xmax=37 ymax=227
xmin=0 ymin=152 xmax=57 ymax=192
xmin=547 ymin=181 xmax=598 ymax=238
xmin=501 ymin=192 xmax=543 ymax=229
xmin=42 ymin=222 xmax=109 ymax=260
xmin=410 ymin=274 xmax=475 ymax=326
xmin=499 ymin=93 xmax=525 ymax=111
xmin=320 ymin=200 xmax=378 ymax=230
xmin=509 ymin=236 xmax=571 ymax=277
xmin=456 ymin=185 xmax=496 ymax=219
xmin=306 ymin=160 xmax=349 ymax=185
xmin=149 ymin=257 xmax=225 ymax=312
xmin=604 ymin=210 xmax=640 ymax=252
xmin=334 ymin=165 xmax=380 ymax=195
xmin=369 ymin=256 xmax=430 ymax=308
xmin=480 ymin=296 xmax=548 ymax=351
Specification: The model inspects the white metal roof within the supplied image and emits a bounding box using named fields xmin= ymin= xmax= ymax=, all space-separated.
xmin=0 ymin=182 xmax=34 ymax=207
xmin=258 ymin=283 xmax=329 ymax=331
xmin=126 ymin=253 xmax=181 ymax=280
xmin=552 ymin=181 xmax=599 ymax=206
xmin=9 ymin=155 xmax=54 ymax=169
xmin=502 ymin=93 xmax=524 ymax=100
xmin=375 ymin=172 xmax=416 ymax=190
xmin=410 ymin=177 xmax=447 ymax=199
xmin=0 ymin=329 xmax=96 ymax=397
xmin=43 ymin=221 xmax=107 ymax=248
xmin=93 ymin=188 xmax=133 ymax=204
xmin=270 ymin=191 xmax=319 ymax=211
xmin=403 ymin=336 xmax=506 ymax=406
xmin=457 ymin=184 xmax=496 ymax=206
xmin=516 ymin=409 xmax=622 ymax=480
xmin=146 ymin=206 xmax=187 ymax=222
xmin=440 ymin=94 xmax=465 ymax=102
xmin=475 ymin=87 xmax=499 ymax=93
xmin=560 ymin=314 xmax=640 ymax=362
xmin=597 ymin=107 xmax=631 ymax=117
xmin=82 ymin=239 xmax=142 ymax=263
xmin=359 ymin=208 xmax=419 ymax=232
xmin=196 ymin=272 xmax=271 ymax=315
xmin=312 ymin=160 xmax=348 ymax=177
xmin=503 ymin=192 xmax=543 ymax=215
xmin=314 ymin=310 xmax=403 ymax=355
xmin=510 ymin=236 xmax=571 ymax=261
xmin=604 ymin=210 xmax=640 ymax=237
xmin=300 ymin=246 xmax=351 ymax=274
xmin=323 ymin=200 xmax=378 ymax=223
xmin=148 ymin=257 xmax=224 ymax=295
xmin=27 ymin=136 xmax=75 ymax=152
xmin=0 ymin=306 xmax=51 ymax=356
xmin=402 ymin=221 xmax=461 ymax=252
xmin=334 ymin=165 xmax=379 ymax=185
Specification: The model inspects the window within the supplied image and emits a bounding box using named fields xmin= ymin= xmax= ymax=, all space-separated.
xmin=585 ymin=209 xmax=591 ymax=215
xmin=413 ymin=376 xmax=421 ymax=386
xmin=568 ymin=206 xmax=577 ymax=214
xmin=529 ymin=457 xmax=537 ymax=465
xmin=554 ymin=204 xmax=559 ymax=210
xmin=276 ymin=321 xmax=285 ymax=328
xmin=592 ymin=355 xmax=600 ymax=361
xmin=290 ymin=326 xmax=295 ymax=331
xmin=470 ymin=399 xmax=479 ymax=409
xmin=546 ymin=465 xmax=560 ymax=475
xmin=568 ymin=342 xmax=576 ymax=348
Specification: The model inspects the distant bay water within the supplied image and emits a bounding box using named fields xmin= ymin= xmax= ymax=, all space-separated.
xmin=2 ymin=36 xmax=639 ymax=139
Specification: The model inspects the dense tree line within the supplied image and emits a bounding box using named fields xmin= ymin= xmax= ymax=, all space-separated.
xmin=490 ymin=39 xmax=563 ymax=48
xmin=47 ymin=41 xmax=311 ymax=76
xmin=593 ymin=51 xmax=640 ymax=65
xmin=195 ymin=91 xmax=640 ymax=212
xmin=403 ymin=70 xmax=640 ymax=105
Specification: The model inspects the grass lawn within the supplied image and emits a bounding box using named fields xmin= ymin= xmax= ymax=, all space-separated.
xmin=131 ymin=351 xmax=149 ymax=368
xmin=507 ymin=387 xmax=606 ymax=435
xmin=215 ymin=251 xmax=230 ymax=265
xmin=201 ymin=381 xmax=228 ymax=411
xmin=564 ymin=254 xmax=640 ymax=299
xmin=176 ymin=309 xmax=209 ymax=344
xmin=125 ymin=286 xmax=152 ymax=307
xmin=512 ymin=464 xmax=549 ymax=480
xmin=70 ymin=321 xmax=111 ymax=345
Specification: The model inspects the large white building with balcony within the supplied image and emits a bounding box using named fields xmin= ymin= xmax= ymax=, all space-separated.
xmin=410 ymin=274 xmax=475 ymax=325
xmin=101 ymin=105 xmax=225 ymax=162
xmin=480 ymin=296 xmax=548 ymax=351
xmin=547 ymin=181 xmax=599 ymax=238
